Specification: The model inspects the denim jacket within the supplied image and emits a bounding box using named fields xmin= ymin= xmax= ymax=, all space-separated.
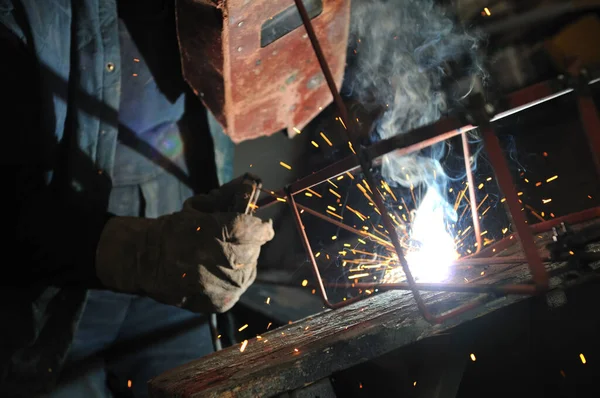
xmin=0 ymin=0 xmax=233 ymax=395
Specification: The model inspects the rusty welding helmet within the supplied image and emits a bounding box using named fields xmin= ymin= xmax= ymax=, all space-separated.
xmin=175 ymin=0 xmax=350 ymax=143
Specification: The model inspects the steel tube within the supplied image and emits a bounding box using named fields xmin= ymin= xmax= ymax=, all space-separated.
xmin=481 ymin=126 xmax=549 ymax=288
xmin=327 ymin=282 xmax=539 ymax=295
xmin=462 ymin=132 xmax=483 ymax=253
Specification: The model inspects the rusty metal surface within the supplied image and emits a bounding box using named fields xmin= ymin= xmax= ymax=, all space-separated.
xmin=176 ymin=0 xmax=350 ymax=143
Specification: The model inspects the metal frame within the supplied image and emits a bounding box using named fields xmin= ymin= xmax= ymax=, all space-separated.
xmin=256 ymin=0 xmax=600 ymax=323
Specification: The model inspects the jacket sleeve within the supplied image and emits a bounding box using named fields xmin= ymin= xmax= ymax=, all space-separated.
xmin=1 ymin=21 xmax=111 ymax=288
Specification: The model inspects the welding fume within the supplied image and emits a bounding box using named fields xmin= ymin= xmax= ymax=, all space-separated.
xmin=347 ymin=0 xmax=483 ymax=282
xmin=1 ymin=0 xmax=482 ymax=396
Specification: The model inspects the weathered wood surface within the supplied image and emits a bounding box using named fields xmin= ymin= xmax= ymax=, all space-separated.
xmin=149 ymin=221 xmax=600 ymax=398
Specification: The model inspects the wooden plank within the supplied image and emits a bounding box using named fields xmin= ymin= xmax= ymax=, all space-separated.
xmin=149 ymin=221 xmax=600 ymax=398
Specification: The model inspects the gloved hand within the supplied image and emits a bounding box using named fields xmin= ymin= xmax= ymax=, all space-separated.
xmin=95 ymin=181 xmax=274 ymax=313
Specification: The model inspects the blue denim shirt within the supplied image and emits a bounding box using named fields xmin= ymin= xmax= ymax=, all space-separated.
xmin=0 ymin=0 xmax=233 ymax=395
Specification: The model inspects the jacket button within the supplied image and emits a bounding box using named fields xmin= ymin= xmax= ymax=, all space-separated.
xmin=106 ymin=62 xmax=115 ymax=72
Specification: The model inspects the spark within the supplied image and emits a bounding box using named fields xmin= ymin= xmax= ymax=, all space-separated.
xmin=266 ymin=297 xmax=271 ymax=304
xmin=327 ymin=180 xmax=339 ymax=189
xmin=483 ymin=7 xmax=491 ymax=16
xmin=346 ymin=172 xmax=355 ymax=180
xmin=348 ymin=141 xmax=356 ymax=154
xmin=238 ymin=324 xmax=248 ymax=332
xmin=240 ymin=340 xmax=248 ymax=352
xmin=315 ymin=252 xmax=321 ymax=257
xmin=182 ymin=273 xmax=186 ymax=278
xmin=307 ymin=188 xmax=322 ymax=198
xmin=311 ymin=140 xmax=319 ymax=148
xmin=302 ymin=279 xmax=308 ymax=287
xmin=276 ymin=197 xmax=287 ymax=203
xmin=331 ymin=235 xmax=337 ymax=240
xmin=546 ymin=175 xmax=558 ymax=183
xmin=542 ymin=198 xmax=552 ymax=204
xmin=294 ymin=348 xmax=299 ymax=353
xmin=279 ymin=161 xmax=292 ymax=170
xmin=327 ymin=210 xmax=343 ymax=220
xmin=267 ymin=322 xmax=272 ymax=329
xmin=580 ymin=353 xmax=587 ymax=364
xmin=413 ymin=381 xmax=417 ymax=387
xmin=358 ymin=238 xmax=366 ymax=244
xmin=327 ymin=205 xmax=337 ymax=211
xmin=128 ymin=380 xmax=132 ymax=388
xmin=478 ymin=183 xmax=484 ymax=189
xmin=350 ymin=273 xmax=370 ymax=279
xmin=338 ymin=118 xmax=347 ymax=130
xmin=329 ymin=188 xmax=341 ymax=198
xmin=196 ymin=227 xmax=201 ymax=231
xmin=305 ymin=192 xmax=313 ymax=197
xmin=293 ymin=127 xmax=302 ymax=134
xmin=470 ymin=353 xmax=476 ymax=362
xmin=337 ymin=175 xmax=344 ymax=181
xmin=132 ymin=73 xmax=138 ymax=77
xmin=133 ymin=58 xmax=140 ymax=62
xmin=320 ymin=132 xmax=333 ymax=146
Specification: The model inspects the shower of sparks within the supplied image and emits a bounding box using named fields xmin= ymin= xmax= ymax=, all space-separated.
xmin=240 ymin=340 xmax=248 ymax=352
xmin=320 ymin=132 xmax=333 ymax=146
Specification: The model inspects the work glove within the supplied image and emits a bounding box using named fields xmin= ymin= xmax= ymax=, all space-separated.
xmin=95 ymin=180 xmax=274 ymax=313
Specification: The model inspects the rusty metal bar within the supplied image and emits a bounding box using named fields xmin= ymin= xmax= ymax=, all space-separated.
xmin=461 ymin=132 xmax=482 ymax=253
xmin=327 ymin=282 xmax=538 ymax=295
xmin=481 ymin=126 xmax=549 ymax=289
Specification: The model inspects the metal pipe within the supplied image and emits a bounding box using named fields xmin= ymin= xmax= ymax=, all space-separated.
xmin=481 ymin=126 xmax=549 ymax=288
xmin=461 ymin=132 xmax=483 ymax=253
xmin=328 ymin=282 xmax=538 ymax=295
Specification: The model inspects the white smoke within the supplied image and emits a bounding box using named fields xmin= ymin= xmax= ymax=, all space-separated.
xmin=348 ymin=0 xmax=483 ymax=190
xmin=347 ymin=0 xmax=484 ymax=279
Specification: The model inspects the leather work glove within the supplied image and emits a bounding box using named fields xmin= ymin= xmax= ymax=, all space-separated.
xmin=95 ymin=180 xmax=274 ymax=313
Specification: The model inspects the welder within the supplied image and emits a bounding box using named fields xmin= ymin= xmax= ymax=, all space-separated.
xmin=1 ymin=1 xmax=274 ymax=397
